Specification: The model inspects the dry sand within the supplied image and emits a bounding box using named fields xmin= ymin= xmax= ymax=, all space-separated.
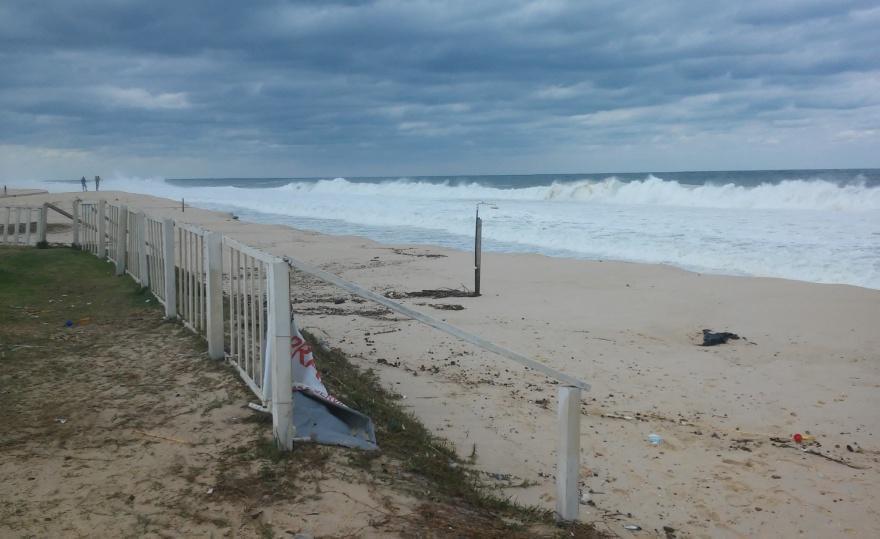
xmin=9 ymin=190 xmax=880 ymax=538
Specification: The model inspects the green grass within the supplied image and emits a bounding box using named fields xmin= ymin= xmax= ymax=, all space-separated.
xmin=0 ymin=246 xmax=157 ymax=324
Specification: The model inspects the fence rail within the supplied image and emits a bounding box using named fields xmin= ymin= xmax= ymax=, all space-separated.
xmin=12 ymin=197 xmax=587 ymax=520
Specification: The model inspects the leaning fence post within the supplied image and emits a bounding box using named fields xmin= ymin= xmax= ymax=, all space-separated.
xmin=96 ymin=200 xmax=106 ymax=257
xmin=38 ymin=204 xmax=48 ymax=244
xmin=137 ymin=212 xmax=149 ymax=287
xmin=204 ymin=231 xmax=224 ymax=359
xmin=268 ymin=260 xmax=294 ymax=450
xmin=115 ymin=205 xmax=127 ymax=276
xmin=162 ymin=218 xmax=177 ymax=319
xmin=556 ymin=386 xmax=582 ymax=522
xmin=72 ymin=200 xmax=80 ymax=247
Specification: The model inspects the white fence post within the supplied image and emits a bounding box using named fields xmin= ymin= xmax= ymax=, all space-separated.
xmin=97 ymin=200 xmax=106 ymax=257
xmin=24 ymin=208 xmax=32 ymax=245
xmin=14 ymin=207 xmax=21 ymax=244
xmin=137 ymin=212 xmax=149 ymax=287
xmin=269 ymin=260 xmax=293 ymax=450
xmin=115 ymin=205 xmax=127 ymax=276
xmin=204 ymin=231 xmax=224 ymax=359
xmin=72 ymin=200 xmax=80 ymax=247
xmin=38 ymin=204 xmax=48 ymax=244
xmin=162 ymin=218 xmax=177 ymax=319
xmin=556 ymin=386 xmax=582 ymax=522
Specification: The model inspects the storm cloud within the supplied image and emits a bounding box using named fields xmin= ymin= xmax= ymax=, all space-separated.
xmin=1 ymin=0 xmax=878 ymax=179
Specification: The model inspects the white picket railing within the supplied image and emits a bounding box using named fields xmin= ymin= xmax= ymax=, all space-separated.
xmin=78 ymin=202 xmax=100 ymax=255
xmin=107 ymin=203 xmax=121 ymax=264
xmin=1 ymin=205 xmax=46 ymax=246
xmin=145 ymin=216 xmax=167 ymax=305
xmin=222 ymin=236 xmax=273 ymax=404
xmin=175 ymin=222 xmax=207 ymax=334
xmin=60 ymin=200 xmax=293 ymax=450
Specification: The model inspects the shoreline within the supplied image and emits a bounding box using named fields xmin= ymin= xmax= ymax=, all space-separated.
xmin=8 ymin=189 xmax=880 ymax=537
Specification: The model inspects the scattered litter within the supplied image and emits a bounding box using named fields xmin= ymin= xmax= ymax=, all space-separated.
xmin=647 ymin=433 xmax=663 ymax=446
xmin=793 ymin=433 xmax=815 ymax=444
xmin=54 ymin=417 xmax=67 ymax=424
xmin=206 ymin=487 xmax=214 ymax=495
xmin=623 ymin=524 xmax=642 ymax=531
xmin=700 ymin=329 xmax=741 ymax=346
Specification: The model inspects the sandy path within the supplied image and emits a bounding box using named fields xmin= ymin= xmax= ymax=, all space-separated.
xmin=11 ymin=190 xmax=880 ymax=537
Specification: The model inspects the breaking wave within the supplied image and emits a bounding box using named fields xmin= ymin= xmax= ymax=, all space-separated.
xmin=273 ymin=175 xmax=880 ymax=211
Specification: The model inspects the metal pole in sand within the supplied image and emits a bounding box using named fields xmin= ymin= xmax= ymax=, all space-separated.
xmin=556 ymin=386 xmax=582 ymax=522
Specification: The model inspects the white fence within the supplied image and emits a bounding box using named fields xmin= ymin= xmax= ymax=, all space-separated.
xmin=1 ymin=205 xmax=47 ymax=246
xmin=27 ymin=197 xmax=587 ymax=520
xmin=175 ymin=222 xmax=207 ymax=334
xmin=223 ymin=237 xmax=273 ymax=404
xmin=62 ymin=200 xmax=294 ymax=451
xmin=144 ymin=216 xmax=167 ymax=305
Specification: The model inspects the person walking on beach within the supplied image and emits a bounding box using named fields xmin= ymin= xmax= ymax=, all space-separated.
xmin=94 ymin=175 xmax=101 ymax=191
xmin=81 ymin=176 xmax=87 ymax=192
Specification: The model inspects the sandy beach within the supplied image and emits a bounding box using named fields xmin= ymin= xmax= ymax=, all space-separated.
xmin=7 ymin=190 xmax=880 ymax=537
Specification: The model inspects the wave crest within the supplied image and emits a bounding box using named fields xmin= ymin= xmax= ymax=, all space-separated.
xmin=273 ymin=175 xmax=880 ymax=211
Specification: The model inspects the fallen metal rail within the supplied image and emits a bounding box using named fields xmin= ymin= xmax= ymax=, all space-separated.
xmin=283 ymin=254 xmax=588 ymax=521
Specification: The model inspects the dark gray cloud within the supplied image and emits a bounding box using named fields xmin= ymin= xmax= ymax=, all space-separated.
xmin=1 ymin=0 xmax=878 ymax=180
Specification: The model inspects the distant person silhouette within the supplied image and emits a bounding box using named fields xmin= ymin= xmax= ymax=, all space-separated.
xmin=81 ymin=176 xmax=87 ymax=192
xmin=95 ymin=175 xmax=101 ymax=191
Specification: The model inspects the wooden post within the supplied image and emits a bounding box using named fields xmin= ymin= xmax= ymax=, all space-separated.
xmin=474 ymin=216 xmax=482 ymax=296
xmin=268 ymin=260 xmax=293 ymax=450
xmin=137 ymin=212 xmax=149 ymax=287
xmin=38 ymin=204 xmax=48 ymax=244
xmin=556 ymin=386 xmax=582 ymax=522
xmin=72 ymin=200 xmax=80 ymax=247
xmin=162 ymin=218 xmax=177 ymax=319
xmin=115 ymin=205 xmax=127 ymax=276
xmin=96 ymin=200 xmax=106 ymax=258
xmin=204 ymin=231 xmax=224 ymax=359
xmin=14 ymin=207 xmax=21 ymax=244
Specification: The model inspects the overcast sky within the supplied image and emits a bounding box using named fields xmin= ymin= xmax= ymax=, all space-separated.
xmin=1 ymin=0 xmax=879 ymax=181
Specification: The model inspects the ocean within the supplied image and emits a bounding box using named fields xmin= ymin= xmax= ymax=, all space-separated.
xmin=39 ymin=169 xmax=880 ymax=289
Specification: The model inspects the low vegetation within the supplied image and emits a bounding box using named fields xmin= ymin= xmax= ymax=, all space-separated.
xmin=0 ymin=246 xmax=600 ymax=537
